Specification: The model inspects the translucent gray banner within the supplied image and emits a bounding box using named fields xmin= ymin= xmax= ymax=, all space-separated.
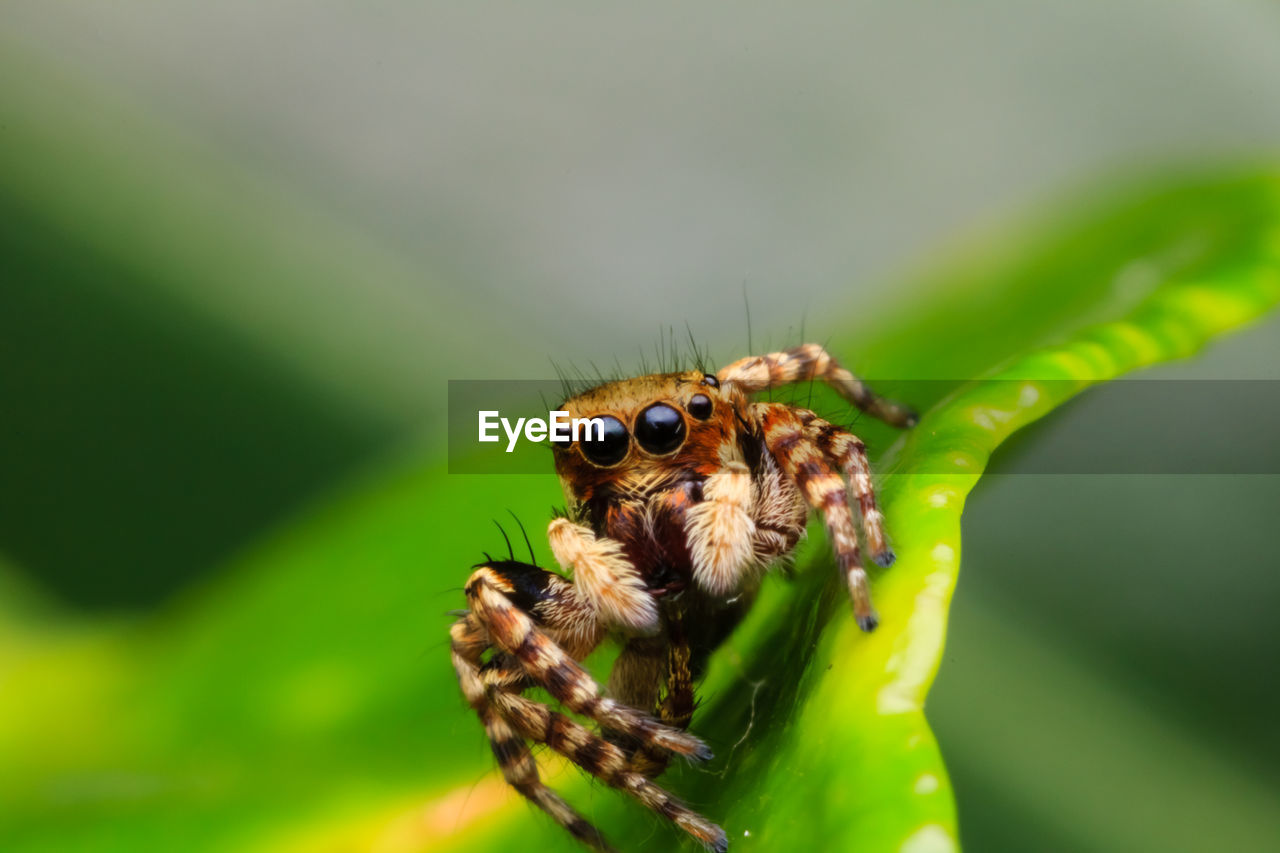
xmin=447 ymin=379 xmax=1280 ymax=475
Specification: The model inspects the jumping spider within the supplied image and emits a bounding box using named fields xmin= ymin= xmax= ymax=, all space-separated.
xmin=450 ymin=344 xmax=916 ymax=851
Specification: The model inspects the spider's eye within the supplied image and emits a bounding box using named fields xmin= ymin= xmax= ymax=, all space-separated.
xmin=702 ymin=373 xmax=720 ymax=388
xmin=687 ymin=394 xmax=713 ymax=420
xmin=579 ymin=416 xmax=629 ymax=466
xmin=635 ymin=403 xmax=686 ymax=454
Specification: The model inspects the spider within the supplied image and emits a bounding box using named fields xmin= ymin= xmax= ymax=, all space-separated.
xmin=449 ymin=343 xmax=916 ymax=852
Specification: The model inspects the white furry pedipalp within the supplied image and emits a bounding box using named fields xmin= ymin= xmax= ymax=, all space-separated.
xmin=547 ymin=518 xmax=659 ymax=632
xmin=686 ymin=461 xmax=758 ymax=596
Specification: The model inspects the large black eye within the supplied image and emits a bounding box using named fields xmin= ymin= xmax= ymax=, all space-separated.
xmin=579 ymin=415 xmax=629 ymax=466
xmin=635 ymin=403 xmax=686 ymax=454
xmin=687 ymin=394 xmax=713 ymax=420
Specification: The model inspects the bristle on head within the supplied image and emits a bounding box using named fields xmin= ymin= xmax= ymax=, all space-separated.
xmin=552 ymin=328 xmax=716 ymax=403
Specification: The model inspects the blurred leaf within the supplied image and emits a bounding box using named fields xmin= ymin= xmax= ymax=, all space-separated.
xmin=2 ymin=171 xmax=1278 ymax=852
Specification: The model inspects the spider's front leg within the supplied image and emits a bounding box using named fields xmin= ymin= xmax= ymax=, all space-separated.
xmin=452 ymin=555 xmax=724 ymax=851
xmin=752 ymin=402 xmax=890 ymax=631
xmin=466 ymin=553 xmax=706 ymax=757
xmin=450 ymin=563 xmax=609 ymax=849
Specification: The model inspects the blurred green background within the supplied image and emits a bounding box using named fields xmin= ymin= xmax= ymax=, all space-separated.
xmin=3 ymin=3 xmax=1280 ymax=851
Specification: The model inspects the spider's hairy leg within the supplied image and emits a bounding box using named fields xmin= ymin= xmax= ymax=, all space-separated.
xmin=607 ymin=635 xmax=664 ymax=719
xmin=717 ymin=342 xmax=917 ymax=428
xmin=547 ymin=518 xmax=659 ymax=632
xmin=639 ymin=611 xmax=698 ymax=778
xmin=748 ymin=446 xmax=809 ymax=566
xmin=685 ymin=460 xmax=758 ymax=596
xmin=451 ymin=608 xmax=610 ymax=851
xmin=659 ymin=623 xmax=696 ymax=735
xmin=492 ymin=688 xmax=728 ymax=853
xmin=609 ymin=612 xmax=697 ymax=780
xmin=605 ymin=635 xmax=664 ymax=769
xmin=805 ymin=417 xmax=895 ymax=567
xmin=449 ymin=610 xmax=491 ymax=712
xmin=465 ymin=563 xmax=710 ymax=759
xmin=755 ymin=402 xmax=880 ymax=631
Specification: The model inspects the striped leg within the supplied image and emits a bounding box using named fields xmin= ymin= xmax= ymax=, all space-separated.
xmin=605 ymin=635 xmax=665 ymax=772
xmin=804 ymin=416 xmax=894 ymax=567
xmin=451 ymin=612 xmax=610 ymax=850
xmin=755 ymin=403 xmax=880 ymax=631
xmin=464 ymin=564 xmax=711 ymax=759
xmin=717 ymin=342 xmax=917 ymax=428
xmin=455 ymin=563 xmax=717 ymax=850
xmin=610 ymin=612 xmax=698 ymax=780
xmin=645 ymin=611 xmax=697 ymax=777
xmin=492 ymin=688 xmax=728 ymax=852
xmin=486 ymin=708 xmax=614 ymax=850
xmin=478 ymin=645 xmax=699 ymax=839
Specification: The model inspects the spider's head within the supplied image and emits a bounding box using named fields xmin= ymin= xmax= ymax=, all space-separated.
xmin=553 ymin=370 xmax=740 ymax=501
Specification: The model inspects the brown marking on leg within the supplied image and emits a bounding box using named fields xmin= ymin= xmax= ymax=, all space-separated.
xmin=450 ymin=612 xmax=491 ymax=711
xmin=451 ymin=578 xmax=611 ymax=850
xmin=717 ymin=343 xmax=917 ymax=428
xmin=484 ymin=707 xmax=614 ymax=851
xmin=492 ymin=690 xmax=728 ymax=852
xmin=747 ymin=443 xmax=810 ymax=565
xmin=754 ymin=403 xmax=880 ymax=631
xmin=466 ymin=567 xmax=711 ymax=759
xmin=626 ymin=609 xmax=697 ymax=779
xmin=660 ymin=609 xmax=696 ymax=733
xmin=807 ymin=418 xmax=893 ymax=567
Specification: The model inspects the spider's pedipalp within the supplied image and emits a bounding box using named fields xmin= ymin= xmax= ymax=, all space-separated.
xmin=547 ymin=519 xmax=659 ymax=632
xmin=717 ymin=342 xmax=917 ymax=428
xmin=685 ymin=460 xmax=758 ymax=596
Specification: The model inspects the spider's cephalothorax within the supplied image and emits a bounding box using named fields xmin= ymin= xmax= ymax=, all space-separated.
xmin=450 ymin=344 xmax=916 ymax=852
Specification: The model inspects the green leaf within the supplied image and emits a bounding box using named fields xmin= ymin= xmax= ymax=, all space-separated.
xmin=2 ymin=171 xmax=1278 ymax=853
